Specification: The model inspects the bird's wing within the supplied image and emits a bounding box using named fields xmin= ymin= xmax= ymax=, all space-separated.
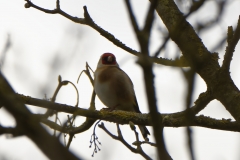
xmin=117 ymin=67 xmax=142 ymax=113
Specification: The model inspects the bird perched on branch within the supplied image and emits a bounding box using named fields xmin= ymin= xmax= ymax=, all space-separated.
xmin=94 ymin=53 xmax=150 ymax=141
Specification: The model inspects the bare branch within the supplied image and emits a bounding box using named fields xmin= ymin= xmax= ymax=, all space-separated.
xmin=33 ymin=113 xmax=240 ymax=134
xmin=0 ymin=34 xmax=11 ymax=70
xmin=222 ymin=16 xmax=240 ymax=72
xmin=184 ymin=0 xmax=206 ymax=18
xmin=124 ymin=0 xmax=140 ymax=34
xmin=15 ymin=94 xmax=240 ymax=132
xmin=142 ymin=0 xmax=157 ymax=39
xmin=163 ymin=115 xmax=239 ymax=132
xmin=151 ymin=56 xmax=190 ymax=67
xmin=0 ymin=72 xmax=81 ymax=160
xmin=77 ymin=62 xmax=94 ymax=86
xmin=99 ymin=123 xmax=152 ymax=160
xmin=135 ymin=0 xmax=171 ymax=158
xmin=24 ymin=1 xmax=191 ymax=68
xmin=195 ymin=0 xmax=227 ymax=34
xmin=24 ymin=1 xmax=140 ymax=56
xmin=44 ymin=76 xmax=79 ymax=118
xmin=154 ymin=0 xmax=207 ymax=58
xmin=25 ymin=0 xmax=85 ymax=23
xmin=156 ymin=0 xmax=212 ymax=70
xmin=0 ymin=125 xmax=23 ymax=137
xmin=173 ymin=90 xmax=213 ymax=117
xmin=182 ymin=68 xmax=196 ymax=160
xmin=153 ymin=35 xmax=170 ymax=57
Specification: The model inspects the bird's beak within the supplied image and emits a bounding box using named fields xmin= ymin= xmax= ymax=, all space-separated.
xmin=107 ymin=56 xmax=113 ymax=62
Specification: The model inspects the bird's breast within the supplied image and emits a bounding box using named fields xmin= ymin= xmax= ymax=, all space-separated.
xmin=94 ymin=68 xmax=118 ymax=107
xmin=94 ymin=67 xmax=135 ymax=110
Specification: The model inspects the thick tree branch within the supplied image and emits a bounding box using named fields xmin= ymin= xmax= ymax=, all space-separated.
xmin=156 ymin=0 xmax=212 ymax=71
xmin=16 ymin=92 xmax=240 ymax=132
xmin=0 ymin=125 xmax=23 ymax=137
xmin=154 ymin=0 xmax=240 ymax=122
xmin=154 ymin=0 xmax=207 ymax=58
xmin=40 ymin=111 xmax=240 ymax=133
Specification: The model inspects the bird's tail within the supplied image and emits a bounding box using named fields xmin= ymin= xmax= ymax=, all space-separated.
xmin=138 ymin=125 xmax=150 ymax=141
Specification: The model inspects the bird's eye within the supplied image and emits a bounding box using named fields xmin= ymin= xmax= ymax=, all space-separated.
xmin=102 ymin=55 xmax=116 ymax=65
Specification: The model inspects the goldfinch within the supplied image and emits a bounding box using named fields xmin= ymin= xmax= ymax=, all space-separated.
xmin=94 ymin=53 xmax=150 ymax=141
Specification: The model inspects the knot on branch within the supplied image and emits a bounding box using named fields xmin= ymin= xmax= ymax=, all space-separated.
xmin=24 ymin=2 xmax=31 ymax=8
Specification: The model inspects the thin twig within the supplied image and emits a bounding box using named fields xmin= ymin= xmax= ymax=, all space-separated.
xmin=184 ymin=0 xmax=206 ymax=18
xmin=99 ymin=123 xmax=152 ymax=160
xmin=222 ymin=16 xmax=240 ymax=72
xmin=124 ymin=0 xmax=140 ymax=34
xmin=89 ymin=120 xmax=102 ymax=157
xmin=182 ymin=68 xmax=196 ymax=160
xmin=153 ymin=35 xmax=170 ymax=57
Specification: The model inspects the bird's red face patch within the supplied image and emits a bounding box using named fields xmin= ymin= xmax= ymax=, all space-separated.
xmin=101 ymin=53 xmax=116 ymax=65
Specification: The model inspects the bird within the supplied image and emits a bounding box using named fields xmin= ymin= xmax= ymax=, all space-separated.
xmin=94 ymin=53 xmax=150 ymax=141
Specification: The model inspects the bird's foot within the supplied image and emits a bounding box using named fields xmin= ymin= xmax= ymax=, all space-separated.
xmin=101 ymin=105 xmax=118 ymax=112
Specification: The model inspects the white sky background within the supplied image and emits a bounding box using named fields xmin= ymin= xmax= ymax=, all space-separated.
xmin=0 ymin=0 xmax=240 ymax=160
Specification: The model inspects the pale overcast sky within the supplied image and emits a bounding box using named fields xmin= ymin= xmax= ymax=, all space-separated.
xmin=1 ymin=0 xmax=240 ymax=160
